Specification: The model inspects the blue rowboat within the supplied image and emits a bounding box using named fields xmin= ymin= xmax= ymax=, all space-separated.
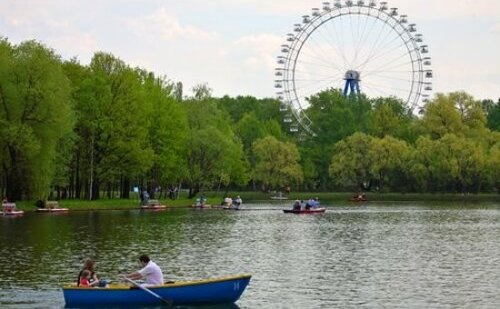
xmin=63 ymin=274 xmax=251 ymax=307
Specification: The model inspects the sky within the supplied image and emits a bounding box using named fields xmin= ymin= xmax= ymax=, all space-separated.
xmin=0 ymin=0 xmax=499 ymax=101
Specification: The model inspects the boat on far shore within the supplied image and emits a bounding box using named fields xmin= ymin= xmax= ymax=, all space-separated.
xmin=140 ymin=199 xmax=167 ymax=210
xmin=349 ymin=194 xmax=367 ymax=202
xmin=191 ymin=203 xmax=212 ymax=208
xmin=1 ymin=202 xmax=24 ymax=216
xmin=36 ymin=201 xmax=69 ymax=212
xmin=270 ymin=191 xmax=288 ymax=200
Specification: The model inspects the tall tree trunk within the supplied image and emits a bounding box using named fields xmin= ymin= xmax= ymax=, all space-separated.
xmin=75 ymin=151 xmax=81 ymax=199
xmin=121 ymin=177 xmax=130 ymax=199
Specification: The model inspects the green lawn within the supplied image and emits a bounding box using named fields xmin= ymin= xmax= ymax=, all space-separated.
xmin=12 ymin=191 xmax=499 ymax=211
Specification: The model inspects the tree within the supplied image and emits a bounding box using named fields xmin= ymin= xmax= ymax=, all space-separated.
xmin=0 ymin=39 xmax=73 ymax=200
xmin=142 ymin=72 xmax=188 ymax=196
xmin=329 ymin=133 xmax=374 ymax=190
xmin=252 ymin=136 xmax=303 ymax=191
xmin=486 ymin=140 xmax=500 ymax=191
xmin=235 ymin=112 xmax=266 ymax=153
xmin=73 ymin=52 xmax=154 ymax=199
xmin=369 ymin=136 xmax=411 ymax=191
xmin=369 ymin=97 xmax=413 ymax=140
xmin=184 ymin=99 xmax=248 ymax=197
xmin=420 ymin=93 xmax=465 ymax=139
xmin=190 ymin=83 xmax=212 ymax=101
xmin=486 ymin=99 xmax=500 ymax=131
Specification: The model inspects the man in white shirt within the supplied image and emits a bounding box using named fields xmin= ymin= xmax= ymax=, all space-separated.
xmin=125 ymin=255 xmax=164 ymax=286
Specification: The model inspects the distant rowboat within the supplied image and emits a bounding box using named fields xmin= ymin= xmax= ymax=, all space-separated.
xmin=36 ymin=207 xmax=69 ymax=213
xmin=283 ymin=207 xmax=326 ymax=214
xmin=140 ymin=199 xmax=167 ymax=210
xmin=191 ymin=204 xmax=212 ymax=208
xmin=349 ymin=196 xmax=367 ymax=202
xmin=1 ymin=203 xmax=24 ymax=216
xmin=35 ymin=201 xmax=69 ymax=213
xmin=63 ymin=274 xmax=251 ymax=307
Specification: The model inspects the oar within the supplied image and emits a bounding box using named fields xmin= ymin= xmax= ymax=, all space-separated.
xmin=123 ymin=277 xmax=173 ymax=307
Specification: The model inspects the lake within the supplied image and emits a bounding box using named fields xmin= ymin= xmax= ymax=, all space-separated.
xmin=1 ymin=201 xmax=499 ymax=308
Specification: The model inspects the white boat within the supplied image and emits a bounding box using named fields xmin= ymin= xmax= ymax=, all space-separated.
xmin=36 ymin=201 xmax=69 ymax=212
xmin=1 ymin=203 xmax=24 ymax=216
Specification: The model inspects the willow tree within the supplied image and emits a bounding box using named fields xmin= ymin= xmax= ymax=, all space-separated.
xmin=369 ymin=136 xmax=411 ymax=191
xmin=328 ymin=132 xmax=374 ymax=190
xmin=252 ymin=135 xmax=303 ymax=192
xmin=0 ymin=39 xmax=72 ymax=201
xmin=420 ymin=93 xmax=465 ymax=139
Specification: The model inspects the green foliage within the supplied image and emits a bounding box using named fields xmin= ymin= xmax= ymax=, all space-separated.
xmin=370 ymin=136 xmax=411 ymax=191
xmin=184 ymin=98 xmax=249 ymax=195
xmin=369 ymin=97 xmax=413 ymax=140
xmin=252 ymin=136 xmax=303 ymax=190
xmin=329 ymin=132 xmax=374 ymax=189
xmin=486 ymin=99 xmax=500 ymax=131
xmin=2 ymin=37 xmax=500 ymax=199
xmin=143 ymin=73 xmax=189 ymax=185
xmin=0 ymin=39 xmax=72 ymax=200
xmin=420 ymin=93 xmax=465 ymax=139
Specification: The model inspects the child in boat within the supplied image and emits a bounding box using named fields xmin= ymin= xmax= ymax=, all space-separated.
xmin=79 ymin=270 xmax=91 ymax=287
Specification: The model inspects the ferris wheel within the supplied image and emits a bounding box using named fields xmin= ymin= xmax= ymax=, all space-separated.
xmin=275 ymin=0 xmax=433 ymax=134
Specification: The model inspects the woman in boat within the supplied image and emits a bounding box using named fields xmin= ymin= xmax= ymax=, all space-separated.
xmin=77 ymin=258 xmax=100 ymax=287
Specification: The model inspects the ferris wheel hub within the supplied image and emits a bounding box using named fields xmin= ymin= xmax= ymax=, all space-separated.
xmin=344 ymin=70 xmax=361 ymax=81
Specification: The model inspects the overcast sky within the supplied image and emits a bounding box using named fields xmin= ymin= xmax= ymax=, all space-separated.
xmin=1 ymin=0 xmax=499 ymax=101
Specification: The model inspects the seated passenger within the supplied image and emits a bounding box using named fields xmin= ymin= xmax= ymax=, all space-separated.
xmin=311 ymin=197 xmax=320 ymax=208
xmin=305 ymin=198 xmax=314 ymax=210
xmin=79 ymin=270 xmax=91 ymax=287
xmin=223 ymin=196 xmax=232 ymax=207
xmin=233 ymin=196 xmax=242 ymax=209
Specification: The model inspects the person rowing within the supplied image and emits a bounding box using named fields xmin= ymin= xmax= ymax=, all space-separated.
xmin=124 ymin=254 xmax=164 ymax=287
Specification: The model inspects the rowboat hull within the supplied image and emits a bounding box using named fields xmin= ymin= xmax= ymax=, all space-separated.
xmin=63 ymin=274 xmax=251 ymax=306
xmin=191 ymin=204 xmax=212 ymax=208
xmin=36 ymin=208 xmax=69 ymax=212
xmin=0 ymin=210 xmax=24 ymax=216
xmin=140 ymin=205 xmax=167 ymax=210
xmin=283 ymin=207 xmax=326 ymax=214
xmin=270 ymin=196 xmax=288 ymax=200
xmin=349 ymin=197 xmax=367 ymax=202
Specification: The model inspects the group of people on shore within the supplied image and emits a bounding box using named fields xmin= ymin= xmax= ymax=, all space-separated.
xmin=77 ymin=255 xmax=164 ymax=288
xmin=292 ymin=197 xmax=320 ymax=211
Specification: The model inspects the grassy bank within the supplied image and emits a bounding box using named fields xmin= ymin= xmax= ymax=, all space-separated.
xmin=12 ymin=191 xmax=499 ymax=211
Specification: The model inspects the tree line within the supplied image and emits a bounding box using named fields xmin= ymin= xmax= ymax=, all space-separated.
xmin=0 ymin=38 xmax=499 ymax=201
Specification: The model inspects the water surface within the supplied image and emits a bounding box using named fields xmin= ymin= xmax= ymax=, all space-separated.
xmin=1 ymin=201 xmax=499 ymax=308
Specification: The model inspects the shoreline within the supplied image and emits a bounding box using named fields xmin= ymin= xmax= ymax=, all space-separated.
xmin=11 ymin=192 xmax=499 ymax=211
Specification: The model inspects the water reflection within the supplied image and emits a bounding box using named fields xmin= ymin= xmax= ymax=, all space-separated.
xmin=1 ymin=202 xmax=499 ymax=308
